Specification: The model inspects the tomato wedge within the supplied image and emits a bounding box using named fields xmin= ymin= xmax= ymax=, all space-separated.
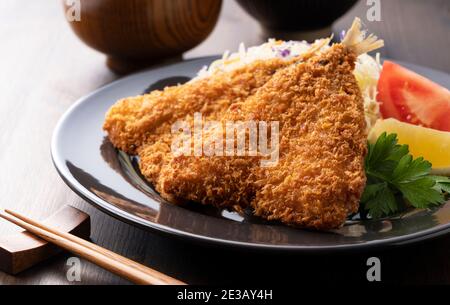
xmin=377 ymin=60 xmax=450 ymax=132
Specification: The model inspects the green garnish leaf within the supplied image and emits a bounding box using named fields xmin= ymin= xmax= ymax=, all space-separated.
xmin=431 ymin=175 xmax=450 ymax=194
xmin=362 ymin=182 xmax=398 ymax=219
xmin=397 ymin=177 xmax=444 ymax=208
xmin=361 ymin=132 xmax=449 ymax=219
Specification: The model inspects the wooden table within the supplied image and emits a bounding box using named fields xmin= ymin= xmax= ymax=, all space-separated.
xmin=0 ymin=0 xmax=449 ymax=285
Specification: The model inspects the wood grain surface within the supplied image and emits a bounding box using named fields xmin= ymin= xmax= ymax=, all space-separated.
xmin=0 ymin=206 xmax=90 ymax=275
xmin=0 ymin=0 xmax=449 ymax=285
xmin=64 ymin=0 xmax=222 ymax=73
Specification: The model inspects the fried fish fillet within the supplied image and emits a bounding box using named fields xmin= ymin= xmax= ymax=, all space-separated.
xmin=145 ymin=18 xmax=382 ymax=229
xmin=104 ymin=58 xmax=300 ymax=155
xmin=104 ymin=18 xmax=383 ymax=230
xmin=157 ymin=43 xmax=367 ymax=229
xmin=104 ymin=41 xmax=327 ymax=196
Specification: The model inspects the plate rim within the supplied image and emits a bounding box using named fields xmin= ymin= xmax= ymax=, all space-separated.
xmin=51 ymin=56 xmax=450 ymax=252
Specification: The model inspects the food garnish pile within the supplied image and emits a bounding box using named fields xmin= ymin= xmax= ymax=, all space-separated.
xmin=362 ymin=59 xmax=450 ymax=219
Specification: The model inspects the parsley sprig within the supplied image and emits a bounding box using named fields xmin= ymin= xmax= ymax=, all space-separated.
xmin=361 ymin=132 xmax=450 ymax=219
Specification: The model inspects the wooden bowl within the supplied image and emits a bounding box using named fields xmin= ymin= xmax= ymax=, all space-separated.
xmin=63 ymin=0 xmax=222 ymax=74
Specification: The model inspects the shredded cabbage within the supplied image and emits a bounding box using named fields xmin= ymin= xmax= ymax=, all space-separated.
xmin=195 ymin=39 xmax=320 ymax=79
xmin=354 ymin=53 xmax=382 ymax=131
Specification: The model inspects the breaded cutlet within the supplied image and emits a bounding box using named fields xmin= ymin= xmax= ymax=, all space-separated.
xmin=104 ymin=41 xmax=327 ymax=197
xmin=157 ymin=44 xmax=368 ymax=229
xmin=104 ymin=58 xmax=296 ymax=155
xmin=104 ymin=18 xmax=383 ymax=230
xmin=143 ymin=18 xmax=383 ymax=229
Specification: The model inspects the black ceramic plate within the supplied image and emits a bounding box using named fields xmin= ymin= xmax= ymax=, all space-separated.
xmin=52 ymin=56 xmax=450 ymax=251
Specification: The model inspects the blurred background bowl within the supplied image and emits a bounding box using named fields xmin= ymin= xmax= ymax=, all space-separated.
xmin=63 ymin=0 xmax=222 ymax=74
xmin=236 ymin=0 xmax=358 ymax=40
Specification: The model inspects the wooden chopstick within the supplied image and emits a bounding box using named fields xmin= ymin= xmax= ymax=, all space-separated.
xmin=0 ymin=210 xmax=186 ymax=285
xmin=4 ymin=209 xmax=185 ymax=285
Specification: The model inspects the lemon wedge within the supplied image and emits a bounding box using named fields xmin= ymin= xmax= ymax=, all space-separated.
xmin=369 ymin=118 xmax=450 ymax=175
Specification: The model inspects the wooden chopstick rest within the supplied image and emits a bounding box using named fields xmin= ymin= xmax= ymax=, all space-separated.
xmin=0 ymin=205 xmax=90 ymax=274
xmin=1 ymin=209 xmax=184 ymax=285
xmin=4 ymin=209 xmax=185 ymax=285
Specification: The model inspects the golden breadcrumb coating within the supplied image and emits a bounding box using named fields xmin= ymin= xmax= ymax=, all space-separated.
xmin=103 ymin=58 xmax=293 ymax=154
xmin=103 ymin=17 xmax=381 ymax=230
xmin=251 ymin=45 xmax=367 ymax=229
xmin=152 ymin=45 xmax=367 ymax=230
